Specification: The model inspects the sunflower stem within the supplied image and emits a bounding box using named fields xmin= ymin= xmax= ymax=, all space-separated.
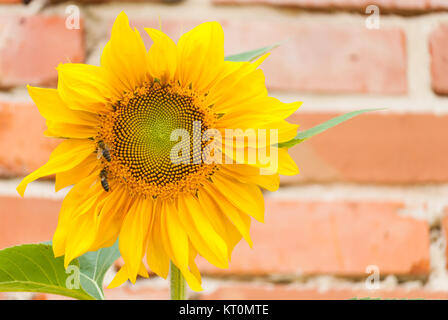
xmin=170 ymin=261 xmax=186 ymax=300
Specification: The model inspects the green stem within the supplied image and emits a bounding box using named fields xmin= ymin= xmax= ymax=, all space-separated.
xmin=170 ymin=261 xmax=186 ymax=300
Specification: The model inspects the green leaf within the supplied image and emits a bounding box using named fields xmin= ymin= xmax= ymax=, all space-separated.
xmin=225 ymin=42 xmax=281 ymax=62
xmin=0 ymin=242 xmax=120 ymax=300
xmin=77 ymin=241 xmax=120 ymax=300
xmin=0 ymin=244 xmax=93 ymax=300
xmin=278 ymin=108 xmax=383 ymax=149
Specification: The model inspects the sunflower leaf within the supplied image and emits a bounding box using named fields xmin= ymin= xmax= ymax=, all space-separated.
xmin=278 ymin=108 xmax=383 ymax=148
xmin=0 ymin=244 xmax=94 ymax=300
xmin=77 ymin=241 xmax=120 ymax=300
xmin=225 ymin=42 xmax=281 ymax=62
xmin=0 ymin=242 xmax=120 ymax=300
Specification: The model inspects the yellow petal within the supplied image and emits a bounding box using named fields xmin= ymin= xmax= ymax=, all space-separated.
xmin=107 ymin=264 xmax=129 ymax=289
xmin=63 ymin=190 xmax=104 ymax=268
xmin=146 ymin=201 xmax=170 ymax=279
xmin=107 ymin=262 xmax=148 ymax=289
xmin=145 ymin=28 xmax=177 ymax=83
xmin=55 ymin=154 xmax=98 ymax=191
xmin=218 ymin=121 xmax=296 ymax=152
xmin=278 ymin=148 xmax=300 ymax=176
xmin=160 ymin=200 xmax=203 ymax=291
xmin=161 ymin=200 xmax=189 ymax=270
xmin=179 ymin=264 xmax=203 ymax=292
xmin=217 ymin=97 xmax=300 ymax=122
xmin=90 ymin=185 xmax=131 ymax=251
xmin=101 ymin=12 xmax=148 ymax=98
xmin=52 ymin=172 xmax=100 ymax=257
xmin=177 ymin=194 xmax=228 ymax=269
xmin=210 ymin=172 xmax=265 ymax=223
xmin=28 ymin=85 xmax=99 ymax=126
xmin=220 ymin=164 xmax=280 ymax=192
xmin=56 ymin=174 xmax=106 ymax=267
xmin=176 ymin=22 xmax=224 ymax=92
xmin=17 ymin=139 xmax=95 ymax=196
xmin=267 ymin=121 xmax=299 ymax=144
xmin=45 ymin=121 xmax=98 ymax=139
xmin=118 ymin=198 xmax=153 ymax=283
xmin=203 ymin=185 xmax=253 ymax=247
xmin=220 ymin=141 xmax=298 ymax=177
xmin=188 ymin=243 xmax=202 ymax=285
xmin=209 ymin=54 xmax=268 ymax=99
xmin=197 ymin=190 xmax=244 ymax=259
xmin=208 ymin=68 xmax=267 ymax=112
xmin=138 ymin=262 xmax=149 ymax=278
xmin=108 ymin=261 xmax=149 ymax=289
xmin=57 ymin=64 xmax=112 ymax=113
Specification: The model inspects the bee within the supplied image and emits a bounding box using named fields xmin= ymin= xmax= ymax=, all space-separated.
xmin=97 ymin=140 xmax=111 ymax=162
xmin=99 ymin=168 xmax=110 ymax=192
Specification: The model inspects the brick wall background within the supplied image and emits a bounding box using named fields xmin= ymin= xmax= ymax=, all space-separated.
xmin=1 ymin=0 xmax=448 ymax=300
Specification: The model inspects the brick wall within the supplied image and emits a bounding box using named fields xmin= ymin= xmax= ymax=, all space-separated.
xmin=1 ymin=0 xmax=448 ymax=300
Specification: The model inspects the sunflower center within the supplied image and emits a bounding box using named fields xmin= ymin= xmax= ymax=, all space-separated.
xmin=98 ymin=82 xmax=217 ymax=199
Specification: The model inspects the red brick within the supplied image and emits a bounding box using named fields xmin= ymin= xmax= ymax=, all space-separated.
xmin=442 ymin=208 xmax=448 ymax=270
xmin=429 ymin=24 xmax=448 ymax=95
xmin=104 ymin=286 xmax=169 ymax=300
xmin=36 ymin=286 xmax=169 ymax=300
xmin=284 ymin=113 xmax=448 ymax=184
xmin=213 ymin=0 xmax=448 ymax=12
xmin=200 ymin=284 xmax=448 ymax=300
xmin=0 ymin=196 xmax=61 ymax=250
xmin=430 ymin=0 xmax=448 ymax=9
xmin=0 ymin=15 xmax=84 ymax=88
xmin=32 ymin=293 xmax=50 ymax=300
xmin=127 ymin=19 xmax=407 ymax=94
xmin=198 ymin=200 xmax=430 ymax=276
xmin=0 ymin=102 xmax=60 ymax=177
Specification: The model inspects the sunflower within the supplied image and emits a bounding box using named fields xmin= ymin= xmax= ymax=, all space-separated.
xmin=16 ymin=12 xmax=300 ymax=291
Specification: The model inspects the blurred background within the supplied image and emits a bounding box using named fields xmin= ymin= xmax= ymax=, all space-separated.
xmin=1 ymin=0 xmax=448 ymax=300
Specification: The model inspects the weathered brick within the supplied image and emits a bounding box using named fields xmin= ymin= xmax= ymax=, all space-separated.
xmin=198 ymin=199 xmax=430 ymax=276
xmin=32 ymin=293 xmax=51 ymax=300
xmin=36 ymin=286 xmax=169 ymax=300
xmin=126 ymin=18 xmax=407 ymax=94
xmin=442 ymin=208 xmax=448 ymax=270
xmin=429 ymin=24 xmax=448 ymax=95
xmin=104 ymin=285 xmax=169 ymax=300
xmin=285 ymin=113 xmax=448 ymax=184
xmin=213 ymin=0 xmax=448 ymax=12
xmin=0 ymin=196 xmax=60 ymax=250
xmin=0 ymin=15 xmax=84 ymax=88
xmin=200 ymin=284 xmax=448 ymax=300
xmin=0 ymin=102 xmax=60 ymax=177
xmin=430 ymin=0 xmax=448 ymax=9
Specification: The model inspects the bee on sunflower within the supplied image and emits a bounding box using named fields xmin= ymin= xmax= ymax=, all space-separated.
xmin=17 ymin=12 xmax=300 ymax=294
